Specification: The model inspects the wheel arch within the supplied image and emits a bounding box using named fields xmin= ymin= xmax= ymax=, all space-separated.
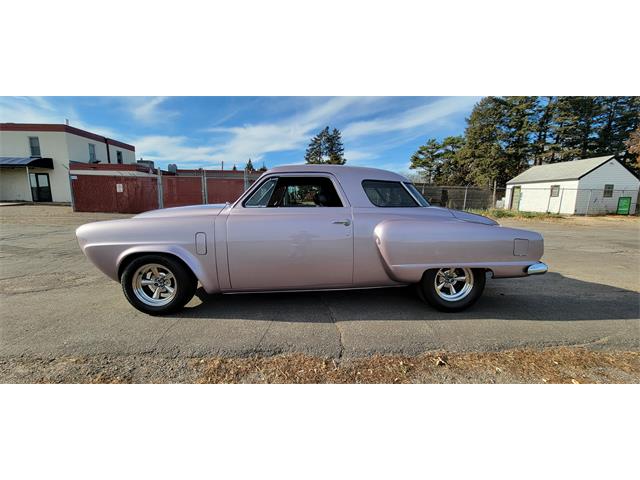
xmin=115 ymin=245 xmax=222 ymax=293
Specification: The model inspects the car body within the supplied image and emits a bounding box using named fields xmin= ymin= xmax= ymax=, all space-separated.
xmin=76 ymin=165 xmax=547 ymax=314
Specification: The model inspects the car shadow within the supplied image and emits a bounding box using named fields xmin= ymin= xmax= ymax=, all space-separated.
xmin=179 ymin=272 xmax=639 ymax=323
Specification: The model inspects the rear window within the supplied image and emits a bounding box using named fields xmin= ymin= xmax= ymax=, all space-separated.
xmin=362 ymin=180 xmax=419 ymax=207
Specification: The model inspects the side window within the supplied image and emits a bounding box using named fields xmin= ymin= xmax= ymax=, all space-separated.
xmin=603 ymin=184 xmax=614 ymax=198
xmin=268 ymin=177 xmax=343 ymax=207
xmin=88 ymin=143 xmax=96 ymax=162
xmin=244 ymin=178 xmax=278 ymax=207
xmin=550 ymin=185 xmax=560 ymax=197
xmin=29 ymin=137 xmax=41 ymax=157
xmin=116 ymin=151 xmax=123 ymax=164
xmin=362 ymin=180 xmax=418 ymax=207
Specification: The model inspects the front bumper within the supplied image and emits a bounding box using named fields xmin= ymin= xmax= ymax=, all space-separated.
xmin=526 ymin=262 xmax=548 ymax=275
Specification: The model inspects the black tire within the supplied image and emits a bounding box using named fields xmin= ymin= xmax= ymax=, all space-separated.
xmin=121 ymin=254 xmax=197 ymax=315
xmin=418 ymin=267 xmax=486 ymax=312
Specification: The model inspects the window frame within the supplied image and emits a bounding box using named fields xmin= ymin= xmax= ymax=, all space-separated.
xmin=240 ymin=173 xmax=348 ymax=209
xmin=28 ymin=136 xmax=41 ymax=157
xmin=116 ymin=150 xmax=123 ymax=164
xmin=550 ymin=185 xmax=560 ymax=197
xmin=603 ymin=184 xmax=614 ymax=198
xmin=88 ymin=143 xmax=96 ymax=162
xmin=361 ymin=179 xmax=421 ymax=208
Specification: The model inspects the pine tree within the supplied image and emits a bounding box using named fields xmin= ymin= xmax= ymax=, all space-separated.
xmin=532 ymin=96 xmax=557 ymax=165
xmin=245 ymin=158 xmax=255 ymax=171
xmin=435 ymin=136 xmax=466 ymax=184
xmin=596 ymin=96 xmax=640 ymax=172
xmin=625 ymin=126 xmax=640 ymax=171
xmin=456 ymin=97 xmax=508 ymax=186
xmin=551 ymin=97 xmax=602 ymax=161
xmin=409 ymin=138 xmax=442 ymax=182
xmin=304 ymin=127 xmax=329 ymax=164
xmin=326 ymin=128 xmax=347 ymax=164
xmin=304 ymin=126 xmax=346 ymax=164
xmin=499 ymin=96 xmax=538 ymax=178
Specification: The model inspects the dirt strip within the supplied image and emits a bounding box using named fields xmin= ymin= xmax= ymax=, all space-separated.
xmin=1 ymin=348 xmax=638 ymax=384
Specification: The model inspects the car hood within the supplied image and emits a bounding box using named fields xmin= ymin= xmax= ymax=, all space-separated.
xmin=133 ymin=203 xmax=228 ymax=219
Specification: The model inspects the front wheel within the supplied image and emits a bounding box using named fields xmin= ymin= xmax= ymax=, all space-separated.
xmin=418 ymin=267 xmax=485 ymax=312
xmin=121 ymin=255 xmax=197 ymax=315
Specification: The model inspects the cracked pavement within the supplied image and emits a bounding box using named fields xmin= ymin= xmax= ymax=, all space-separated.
xmin=0 ymin=205 xmax=639 ymax=361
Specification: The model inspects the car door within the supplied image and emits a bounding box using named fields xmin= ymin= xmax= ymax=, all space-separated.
xmin=225 ymin=174 xmax=353 ymax=290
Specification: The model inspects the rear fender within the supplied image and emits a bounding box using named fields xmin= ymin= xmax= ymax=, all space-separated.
xmin=373 ymin=219 xmax=544 ymax=283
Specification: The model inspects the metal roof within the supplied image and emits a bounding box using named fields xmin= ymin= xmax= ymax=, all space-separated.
xmin=507 ymin=155 xmax=615 ymax=184
xmin=0 ymin=157 xmax=54 ymax=168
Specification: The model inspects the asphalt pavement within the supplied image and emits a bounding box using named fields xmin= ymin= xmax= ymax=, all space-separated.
xmin=1 ymin=205 xmax=638 ymax=359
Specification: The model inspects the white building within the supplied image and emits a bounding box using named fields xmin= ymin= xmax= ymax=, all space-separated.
xmin=505 ymin=155 xmax=640 ymax=215
xmin=0 ymin=123 xmax=136 ymax=203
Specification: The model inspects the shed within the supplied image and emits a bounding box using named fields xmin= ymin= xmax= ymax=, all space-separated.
xmin=505 ymin=155 xmax=640 ymax=215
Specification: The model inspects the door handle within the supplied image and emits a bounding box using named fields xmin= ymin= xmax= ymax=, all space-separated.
xmin=332 ymin=219 xmax=351 ymax=226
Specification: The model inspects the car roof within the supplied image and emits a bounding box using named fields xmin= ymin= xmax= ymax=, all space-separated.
xmin=266 ymin=164 xmax=407 ymax=182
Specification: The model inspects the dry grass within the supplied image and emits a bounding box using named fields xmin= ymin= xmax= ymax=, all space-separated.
xmin=2 ymin=348 xmax=638 ymax=384
xmin=194 ymin=348 xmax=640 ymax=384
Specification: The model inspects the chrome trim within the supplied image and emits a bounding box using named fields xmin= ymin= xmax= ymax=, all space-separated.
xmin=526 ymin=262 xmax=548 ymax=275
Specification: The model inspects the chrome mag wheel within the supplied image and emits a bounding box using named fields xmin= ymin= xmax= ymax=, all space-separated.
xmin=434 ymin=267 xmax=474 ymax=302
xmin=132 ymin=263 xmax=178 ymax=307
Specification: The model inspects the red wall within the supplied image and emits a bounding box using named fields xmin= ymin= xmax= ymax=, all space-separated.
xmin=207 ymin=178 xmax=247 ymax=203
xmin=72 ymin=175 xmax=158 ymax=213
xmin=71 ymin=169 xmax=258 ymax=213
xmin=162 ymin=176 xmax=203 ymax=208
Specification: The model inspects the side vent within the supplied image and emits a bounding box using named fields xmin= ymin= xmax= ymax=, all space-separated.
xmin=195 ymin=232 xmax=207 ymax=255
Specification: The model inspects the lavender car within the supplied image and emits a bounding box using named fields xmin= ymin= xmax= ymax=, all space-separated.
xmin=76 ymin=165 xmax=547 ymax=315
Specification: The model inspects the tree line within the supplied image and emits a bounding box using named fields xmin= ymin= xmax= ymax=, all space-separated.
xmin=410 ymin=96 xmax=640 ymax=187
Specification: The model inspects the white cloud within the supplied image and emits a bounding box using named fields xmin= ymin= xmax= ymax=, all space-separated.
xmin=342 ymin=96 xmax=479 ymax=139
xmin=0 ymin=96 xmax=67 ymax=124
xmin=199 ymin=97 xmax=384 ymax=166
xmin=126 ymin=97 xmax=179 ymax=125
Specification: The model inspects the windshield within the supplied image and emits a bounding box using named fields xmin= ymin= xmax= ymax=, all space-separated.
xmin=403 ymin=182 xmax=430 ymax=207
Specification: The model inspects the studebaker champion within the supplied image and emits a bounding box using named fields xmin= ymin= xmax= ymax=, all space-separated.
xmin=76 ymin=165 xmax=547 ymax=315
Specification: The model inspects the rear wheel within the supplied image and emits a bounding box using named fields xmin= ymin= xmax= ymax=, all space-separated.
xmin=418 ymin=267 xmax=485 ymax=312
xmin=121 ymin=255 xmax=197 ymax=315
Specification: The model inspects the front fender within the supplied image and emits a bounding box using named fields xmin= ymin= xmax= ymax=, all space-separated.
xmin=115 ymin=245 xmax=220 ymax=293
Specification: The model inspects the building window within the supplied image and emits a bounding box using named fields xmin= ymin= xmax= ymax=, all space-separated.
xmin=550 ymin=185 xmax=560 ymax=197
xmin=88 ymin=143 xmax=96 ymax=162
xmin=603 ymin=184 xmax=614 ymax=198
xmin=29 ymin=137 xmax=41 ymax=157
xmin=116 ymin=151 xmax=123 ymax=164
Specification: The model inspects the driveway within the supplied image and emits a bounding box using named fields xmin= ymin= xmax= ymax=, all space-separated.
xmin=0 ymin=206 xmax=638 ymax=360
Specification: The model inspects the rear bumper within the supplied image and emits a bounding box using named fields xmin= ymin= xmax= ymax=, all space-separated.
xmin=526 ymin=262 xmax=548 ymax=275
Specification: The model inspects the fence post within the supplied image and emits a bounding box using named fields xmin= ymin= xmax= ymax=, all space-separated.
xmin=585 ymin=189 xmax=592 ymax=216
xmin=156 ymin=168 xmax=164 ymax=209
xmin=202 ymin=169 xmax=208 ymax=204
xmin=463 ymin=186 xmax=468 ymax=210
xmin=492 ymin=180 xmax=496 ymax=208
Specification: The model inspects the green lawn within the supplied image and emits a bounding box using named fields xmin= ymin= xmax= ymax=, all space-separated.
xmin=466 ymin=208 xmax=564 ymax=220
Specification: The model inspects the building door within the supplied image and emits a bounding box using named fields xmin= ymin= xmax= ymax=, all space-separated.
xmin=510 ymin=186 xmax=521 ymax=210
xmin=30 ymin=173 xmax=53 ymax=202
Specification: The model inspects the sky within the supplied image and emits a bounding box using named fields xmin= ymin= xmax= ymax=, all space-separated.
xmin=0 ymin=96 xmax=480 ymax=173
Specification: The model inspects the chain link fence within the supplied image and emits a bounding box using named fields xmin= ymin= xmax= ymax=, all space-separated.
xmin=414 ymin=183 xmax=639 ymax=215
xmin=414 ymin=184 xmax=506 ymax=210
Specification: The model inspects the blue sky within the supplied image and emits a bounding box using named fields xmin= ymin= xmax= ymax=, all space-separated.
xmin=0 ymin=96 xmax=480 ymax=173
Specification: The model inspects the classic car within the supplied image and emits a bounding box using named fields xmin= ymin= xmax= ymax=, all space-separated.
xmin=76 ymin=165 xmax=547 ymax=315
